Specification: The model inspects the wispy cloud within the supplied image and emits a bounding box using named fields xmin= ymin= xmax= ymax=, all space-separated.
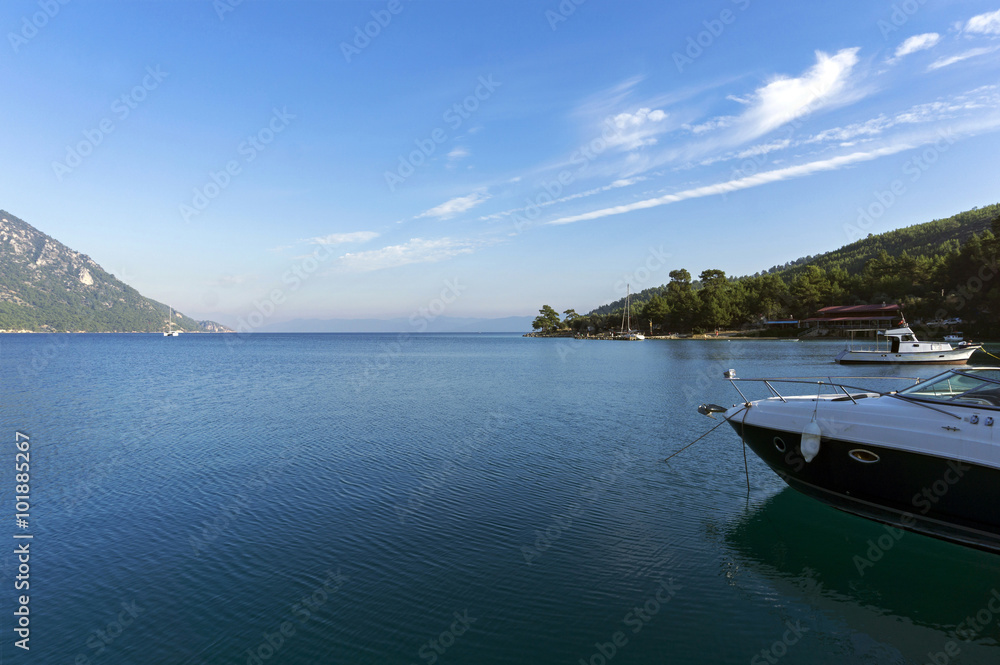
xmin=808 ymin=86 xmax=1000 ymax=143
xmin=683 ymin=116 xmax=734 ymax=135
xmin=477 ymin=177 xmax=646 ymax=222
xmin=605 ymin=107 xmax=668 ymax=150
xmin=701 ymin=138 xmax=793 ymax=165
xmin=310 ymin=231 xmax=380 ymax=245
xmin=212 ymin=274 xmax=251 ymax=287
xmin=547 ymin=144 xmax=912 ymax=226
xmin=928 ymin=45 xmax=1000 ymax=70
xmin=336 ymin=237 xmax=479 ymax=272
xmin=965 ymin=9 xmax=1000 ymax=35
xmin=731 ymin=48 xmax=861 ymax=142
xmin=447 ymin=146 xmax=470 ymax=163
xmin=417 ymin=191 xmax=490 ymax=220
xmin=667 ymin=48 xmax=863 ymax=165
xmin=892 ymin=33 xmax=940 ymax=60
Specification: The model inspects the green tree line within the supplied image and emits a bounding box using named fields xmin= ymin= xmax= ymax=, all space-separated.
xmin=533 ymin=204 xmax=1000 ymax=336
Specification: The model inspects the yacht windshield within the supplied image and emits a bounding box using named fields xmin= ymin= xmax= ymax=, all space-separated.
xmin=897 ymin=369 xmax=1000 ymax=407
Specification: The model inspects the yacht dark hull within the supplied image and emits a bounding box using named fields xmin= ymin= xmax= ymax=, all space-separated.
xmin=730 ymin=420 xmax=1000 ymax=554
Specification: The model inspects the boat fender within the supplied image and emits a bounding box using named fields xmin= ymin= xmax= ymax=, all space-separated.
xmin=801 ymin=421 xmax=822 ymax=463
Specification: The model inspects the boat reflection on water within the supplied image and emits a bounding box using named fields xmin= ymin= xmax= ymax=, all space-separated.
xmin=720 ymin=488 xmax=1000 ymax=663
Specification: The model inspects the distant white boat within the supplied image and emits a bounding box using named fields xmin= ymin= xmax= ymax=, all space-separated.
xmin=835 ymin=326 xmax=979 ymax=365
xmin=163 ymin=307 xmax=182 ymax=336
xmin=613 ymin=284 xmax=644 ymax=340
xmin=944 ymin=332 xmax=964 ymax=343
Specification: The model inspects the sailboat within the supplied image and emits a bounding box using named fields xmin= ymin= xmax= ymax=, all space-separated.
xmin=614 ymin=284 xmax=644 ymax=340
xmin=163 ymin=307 xmax=181 ymax=336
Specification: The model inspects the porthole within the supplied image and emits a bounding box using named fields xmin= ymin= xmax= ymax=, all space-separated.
xmin=849 ymin=449 xmax=880 ymax=464
xmin=773 ymin=437 xmax=786 ymax=453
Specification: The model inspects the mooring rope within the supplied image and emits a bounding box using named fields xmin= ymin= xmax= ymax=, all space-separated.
xmin=979 ymin=348 xmax=1000 ymax=363
xmin=664 ymin=406 xmax=747 ymax=463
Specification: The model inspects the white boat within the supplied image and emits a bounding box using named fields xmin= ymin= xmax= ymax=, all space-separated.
xmin=944 ymin=332 xmax=965 ymax=343
xmin=163 ymin=307 xmax=182 ymax=336
xmin=613 ymin=284 xmax=644 ymax=340
xmin=700 ymin=367 xmax=1000 ymax=553
xmin=834 ymin=326 xmax=979 ymax=364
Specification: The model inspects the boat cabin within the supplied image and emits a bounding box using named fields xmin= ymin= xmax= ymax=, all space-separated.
xmin=880 ymin=327 xmax=951 ymax=354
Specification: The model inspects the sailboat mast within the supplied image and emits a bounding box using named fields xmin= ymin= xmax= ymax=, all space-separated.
xmin=626 ymin=284 xmax=631 ymax=332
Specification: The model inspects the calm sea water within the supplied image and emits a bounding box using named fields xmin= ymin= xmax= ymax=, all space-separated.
xmin=1 ymin=333 xmax=999 ymax=665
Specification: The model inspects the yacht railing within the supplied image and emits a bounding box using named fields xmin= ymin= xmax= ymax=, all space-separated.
xmin=722 ymin=374 xmax=966 ymax=419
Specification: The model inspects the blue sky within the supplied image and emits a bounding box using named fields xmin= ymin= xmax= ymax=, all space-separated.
xmin=2 ymin=0 xmax=1000 ymax=327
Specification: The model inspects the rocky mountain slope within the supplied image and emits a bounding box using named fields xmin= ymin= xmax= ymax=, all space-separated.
xmin=0 ymin=210 xmax=231 ymax=332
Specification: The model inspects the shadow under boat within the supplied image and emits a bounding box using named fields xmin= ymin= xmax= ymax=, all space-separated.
xmin=721 ymin=488 xmax=1000 ymax=663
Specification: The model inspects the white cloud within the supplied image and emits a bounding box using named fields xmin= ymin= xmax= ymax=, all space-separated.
xmin=447 ymin=146 xmax=470 ymax=161
xmin=477 ymin=176 xmax=647 ymax=222
xmin=417 ymin=191 xmax=491 ymax=219
xmin=965 ymin=9 xmax=1000 ymax=35
xmin=893 ymin=33 xmax=940 ymax=59
xmin=605 ymin=107 xmax=669 ymax=149
xmin=683 ymin=116 xmax=735 ymax=134
xmin=213 ymin=274 xmax=250 ymax=287
xmin=734 ymin=48 xmax=861 ymax=141
xmin=735 ymin=139 xmax=792 ymax=159
xmin=336 ymin=237 xmax=478 ymax=272
xmin=310 ymin=231 xmax=379 ymax=245
xmin=808 ymin=87 xmax=1000 ymax=143
xmin=671 ymin=48 xmax=862 ymax=166
xmin=546 ymin=144 xmax=912 ymax=226
xmin=928 ymin=46 xmax=1000 ymax=70
xmin=809 ymin=114 xmax=893 ymax=142
xmin=609 ymin=177 xmax=641 ymax=188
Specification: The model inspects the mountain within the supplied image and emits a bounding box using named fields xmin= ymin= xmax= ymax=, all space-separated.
xmin=0 ymin=210 xmax=232 ymax=333
xmin=259 ymin=315 xmax=535 ymax=333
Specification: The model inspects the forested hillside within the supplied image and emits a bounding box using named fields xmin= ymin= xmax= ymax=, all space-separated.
xmin=540 ymin=203 xmax=1000 ymax=336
